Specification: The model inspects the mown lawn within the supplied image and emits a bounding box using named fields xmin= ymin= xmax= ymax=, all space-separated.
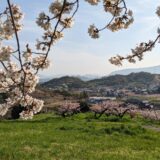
xmin=0 ymin=113 xmax=160 ymax=160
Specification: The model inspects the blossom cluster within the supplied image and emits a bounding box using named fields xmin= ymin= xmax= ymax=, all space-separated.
xmin=109 ymin=36 xmax=158 ymax=66
xmin=85 ymin=0 xmax=100 ymax=5
xmin=20 ymin=95 xmax=44 ymax=119
xmin=107 ymin=10 xmax=134 ymax=32
xmin=110 ymin=5 xmax=160 ymax=66
xmin=0 ymin=60 xmax=41 ymax=119
xmin=0 ymin=46 xmax=13 ymax=61
xmin=140 ymin=110 xmax=160 ymax=121
xmin=0 ymin=4 xmax=23 ymax=40
xmin=36 ymin=0 xmax=75 ymax=52
xmin=86 ymin=0 xmax=134 ymax=38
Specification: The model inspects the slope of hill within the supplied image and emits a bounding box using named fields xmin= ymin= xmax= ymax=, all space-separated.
xmin=89 ymin=72 xmax=160 ymax=88
xmin=42 ymin=72 xmax=160 ymax=89
xmin=42 ymin=76 xmax=88 ymax=89
xmin=110 ymin=65 xmax=160 ymax=75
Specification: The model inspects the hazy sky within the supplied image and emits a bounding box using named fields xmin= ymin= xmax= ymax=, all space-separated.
xmin=1 ymin=0 xmax=160 ymax=77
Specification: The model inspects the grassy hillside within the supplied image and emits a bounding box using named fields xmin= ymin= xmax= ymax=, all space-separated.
xmin=0 ymin=113 xmax=160 ymax=160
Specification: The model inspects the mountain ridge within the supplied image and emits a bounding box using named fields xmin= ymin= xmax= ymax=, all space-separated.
xmin=42 ymin=72 xmax=160 ymax=90
xmin=110 ymin=65 xmax=160 ymax=75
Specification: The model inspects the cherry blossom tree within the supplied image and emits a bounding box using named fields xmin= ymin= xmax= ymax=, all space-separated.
xmin=109 ymin=6 xmax=160 ymax=66
xmin=55 ymin=101 xmax=80 ymax=117
xmin=90 ymin=101 xmax=136 ymax=119
xmin=0 ymin=0 xmax=159 ymax=119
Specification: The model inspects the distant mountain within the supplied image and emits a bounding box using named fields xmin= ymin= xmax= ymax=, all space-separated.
xmin=77 ymin=75 xmax=100 ymax=81
xmin=42 ymin=72 xmax=160 ymax=89
xmin=39 ymin=77 xmax=52 ymax=84
xmin=39 ymin=74 xmax=54 ymax=83
xmin=110 ymin=65 xmax=160 ymax=75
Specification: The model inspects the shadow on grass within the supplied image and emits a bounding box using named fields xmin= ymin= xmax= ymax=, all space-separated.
xmin=0 ymin=115 xmax=62 ymax=123
xmin=54 ymin=123 xmax=147 ymax=137
xmin=85 ymin=115 xmax=133 ymax=123
xmin=101 ymin=124 xmax=146 ymax=136
xmin=0 ymin=113 xmax=159 ymax=128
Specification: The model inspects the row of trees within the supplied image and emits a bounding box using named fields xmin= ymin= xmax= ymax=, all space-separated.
xmin=55 ymin=100 xmax=160 ymax=121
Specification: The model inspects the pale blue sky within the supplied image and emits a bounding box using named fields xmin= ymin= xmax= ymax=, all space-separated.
xmin=1 ymin=0 xmax=160 ymax=77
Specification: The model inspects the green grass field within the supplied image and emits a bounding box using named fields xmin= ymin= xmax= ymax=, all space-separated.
xmin=0 ymin=113 xmax=160 ymax=160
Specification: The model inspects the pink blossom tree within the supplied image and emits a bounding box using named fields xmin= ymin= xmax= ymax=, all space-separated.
xmin=91 ymin=101 xmax=136 ymax=119
xmin=55 ymin=101 xmax=80 ymax=117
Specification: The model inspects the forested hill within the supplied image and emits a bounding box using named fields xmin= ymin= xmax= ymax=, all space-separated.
xmin=42 ymin=76 xmax=88 ymax=89
xmin=42 ymin=72 xmax=160 ymax=89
